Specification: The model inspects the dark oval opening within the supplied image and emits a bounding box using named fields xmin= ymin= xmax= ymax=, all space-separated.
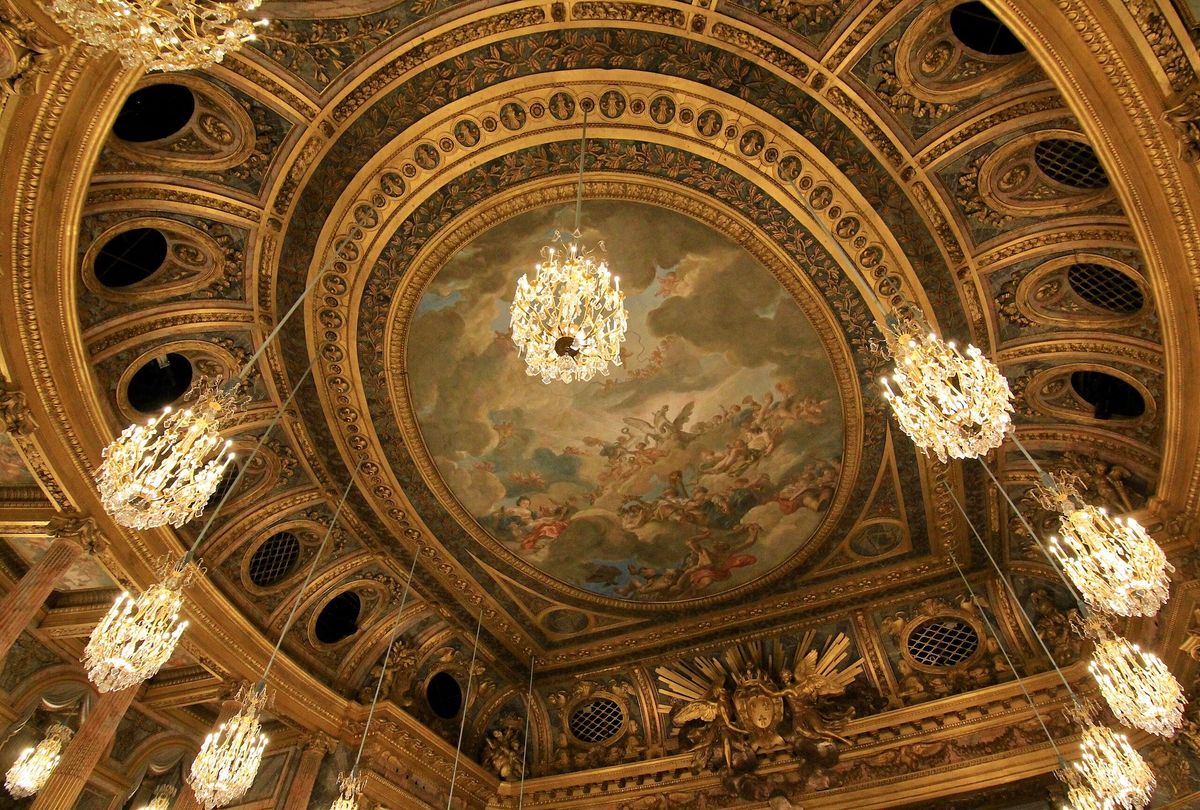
xmin=1070 ymin=370 xmax=1146 ymax=419
xmin=314 ymin=591 xmax=361 ymax=644
xmin=949 ymin=2 xmax=1026 ymax=56
xmin=94 ymin=228 xmax=168 ymax=288
xmin=113 ymin=84 xmax=196 ymax=143
xmin=426 ymin=671 xmax=463 ymax=719
xmin=127 ymin=353 xmax=193 ymax=414
xmin=1034 ymin=139 xmax=1109 ymax=190
xmin=1066 ymin=264 xmax=1145 ymax=315
xmin=248 ymin=531 xmax=300 ymax=588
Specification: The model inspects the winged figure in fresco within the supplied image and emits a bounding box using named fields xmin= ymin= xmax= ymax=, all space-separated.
xmin=656 ymin=633 xmax=864 ymax=780
xmin=623 ymin=402 xmax=697 ymax=447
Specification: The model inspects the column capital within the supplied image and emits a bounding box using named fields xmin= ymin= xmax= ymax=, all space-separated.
xmin=302 ymin=732 xmax=335 ymax=755
xmin=44 ymin=512 xmax=106 ymax=554
xmin=0 ymin=371 xmax=36 ymax=436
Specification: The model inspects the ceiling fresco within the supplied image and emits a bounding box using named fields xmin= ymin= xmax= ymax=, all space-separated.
xmin=5 ymin=0 xmax=1198 ymax=804
xmin=408 ymin=199 xmax=846 ymax=602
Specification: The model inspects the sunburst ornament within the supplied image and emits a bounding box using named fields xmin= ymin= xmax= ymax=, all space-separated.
xmin=188 ymin=685 xmax=269 ymax=809
xmin=46 ymin=0 xmax=269 ymax=72
xmin=1036 ymin=474 xmax=1172 ymax=618
xmin=1080 ymin=616 xmax=1186 ymax=737
xmin=96 ymin=377 xmax=239 ymax=530
xmin=4 ymin=723 xmax=72 ymax=798
xmin=83 ymin=558 xmax=193 ymax=692
xmin=510 ymin=110 xmax=627 ymax=384
xmin=880 ymin=313 xmax=1013 ymax=462
xmin=1061 ymin=723 xmax=1154 ymax=810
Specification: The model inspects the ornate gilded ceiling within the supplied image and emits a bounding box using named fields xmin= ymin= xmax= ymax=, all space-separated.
xmin=4 ymin=0 xmax=1200 ymax=806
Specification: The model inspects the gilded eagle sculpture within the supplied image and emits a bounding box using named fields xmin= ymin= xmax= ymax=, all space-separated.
xmin=656 ymin=632 xmax=864 ymax=781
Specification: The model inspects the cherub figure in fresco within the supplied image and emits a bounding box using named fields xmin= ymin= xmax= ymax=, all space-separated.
xmin=703 ymin=438 xmax=753 ymax=475
xmin=494 ymin=496 xmax=536 ymax=539
xmin=615 ymin=564 xmax=685 ymax=598
xmin=519 ymin=502 xmax=574 ymax=552
xmin=777 ymin=462 xmax=838 ymax=514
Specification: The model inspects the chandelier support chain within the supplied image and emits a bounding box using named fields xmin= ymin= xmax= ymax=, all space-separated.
xmin=945 ymin=550 xmax=1066 ymax=768
xmin=183 ymin=362 xmax=313 ymax=568
xmin=977 ymin=459 xmax=1086 ymax=608
xmin=945 ymin=482 xmax=1083 ymax=709
xmin=518 ymin=654 xmax=535 ymax=810
xmin=260 ymin=456 xmax=365 ymax=687
xmin=447 ymin=607 xmax=484 ymax=810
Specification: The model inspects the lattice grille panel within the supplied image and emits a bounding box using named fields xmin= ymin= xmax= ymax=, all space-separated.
xmin=907 ymin=618 xmax=979 ymax=667
xmin=248 ymin=532 xmax=300 ymax=587
xmin=1034 ymin=139 xmax=1108 ymax=189
xmin=569 ymin=698 xmax=624 ymax=743
xmin=1067 ymin=263 xmax=1144 ymax=314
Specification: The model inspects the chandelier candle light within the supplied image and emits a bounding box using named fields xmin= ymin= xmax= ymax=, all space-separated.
xmin=881 ymin=312 xmax=1014 ymax=462
xmin=1066 ymin=722 xmax=1155 ymax=810
xmin=46 ymin=0 xmax=269 ymax=72
xmin=510 ymin=110 xmax=628 ymax=384
xmin=137 ymin=784 xmax=177 ymax=810
xmin=1082 ymin=616 xmax=1185 ymax=738
xmin=4 ymin=723 xmax=73 ymax=799
xmin=84 ymin=365 xmax=314 ymax=693
xmin=188 ymin=458 xmax=363 ymax=809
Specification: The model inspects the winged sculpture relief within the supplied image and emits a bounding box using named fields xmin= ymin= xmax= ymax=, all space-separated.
xmin=656 ymin=632 xmax=864 ymax=785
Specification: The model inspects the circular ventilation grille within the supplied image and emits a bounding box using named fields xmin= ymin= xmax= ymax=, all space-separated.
xmin=569 ymin=698 xmax=624 ymax=743
xmin=1066 ymin=264 xmax=1144 ymax=315
xmin=1033 ymin=139 xmax=1108 ymax=190
xmin=949 ymin=2 xmax=1026 ymax=56
xmin=248 ymin=532 xmax=300 ymax=587
xmin=95 ymin=228 xmax=168 ymax=288
xmin=906 ymin=618 xmax=980 ymax=667
xmin=1070 ymin=370 xmax=1146 ymax=419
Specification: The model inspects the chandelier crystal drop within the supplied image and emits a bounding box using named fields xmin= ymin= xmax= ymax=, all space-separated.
xmin=1036 ymin=475 xmax=1172 ymax=617
xmin=1066 ymin=723 xmax=1155 ymax=810
xmin=1087 ymin=626 xmax=1186 ymax=737
xmin=136 ymin=784 xmax=177 ymax=810
xmin=97 ymin=377 xmax=238 ymax=530
xmin=189 ymin=685 xmax=269 ymax=810
xmin=511 ymin=237 xmax=628 ymax=384
xmin=46 ymin=0 xmax=269 ymax=73
xmin=4 ymin=723 xmax=72 ymax=798
xmin=83 ymin=559 xmax=192 ymax=692
xmin=328 ymin=771 xmax=364 ymax=810
xmin=880 ymin=314 xmax=1013 ymax=462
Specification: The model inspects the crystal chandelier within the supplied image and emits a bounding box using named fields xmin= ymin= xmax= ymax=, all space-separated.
xmin=97 ymin=377 xmax=238 ymax=530
xmin=510 ymin=110 xmax=627 ymax=384
xmin=136 ymin=784 xmax=177 ymax=810
xmin=329 ymin=771 xmax=364 ymax=810
xmin=83 ymin=559 xmax=192 ymax=692
xmin=4 ymin=723 xmax=72 ymax=798
xmin=1085 ymin=620 xmax=1185 ymax=737
xmin=1036 ymin=474 xmax=1172 ymax=617
xmin=880 ymin=313 xmax=1013 ymax=462
xmin=46 ymin=0 xmax=269 ymax=73
xmin=188 ymin=685 xmax=268 ymax=809
xmin=1063 ymin=723 xmax=1154 ymax=810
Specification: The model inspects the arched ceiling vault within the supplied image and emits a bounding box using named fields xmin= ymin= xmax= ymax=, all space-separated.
xmin=2 ymin=0 xmax=1200 ymax=801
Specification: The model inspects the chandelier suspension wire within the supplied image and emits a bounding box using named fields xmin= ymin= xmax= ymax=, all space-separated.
xmin=447 ymin=607 xmax=485 ymax=810
xmin=573 ymin=109 xmax=588 ymax=234
xmin=796 ymin=195 xmax=888 ymax=317
xmin=259 ymin=456 xmax=366 ymax=687
xmin=945 ymin=550 xmax=1067 ymax=768
xmin=944 ymin=482 xmax=1083 ymax=709
xmin=180 ymin=362 xmax=314 ymax=569
xmin=232 ymin=228 xmax=362 ymax=386
xmin=976 ymin=459 xmax=1086 ymax=608
xmin=346 ymin=545 xmax=423 ymax=788
xmin=518 ymin=654 xmax=536 ymax=810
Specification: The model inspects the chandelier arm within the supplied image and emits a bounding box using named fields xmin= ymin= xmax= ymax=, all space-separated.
xmin=259 ymin=455 xmax=366 ymax=689
xmin=181 ymin=362 xmax=314 ymax=568
xmin=977 ymin=459 xmax=1087 ymax=608
xmin=350 ymin=544 xmax=423 ymax=778
xmin=233 ymin=226 xmax=363 ymax=385
xmin=574 ymin=108 xmax=589 ymax=235
xmin=944 ymin=481 xmax=1084 ymax=710
xmin=518 ymin=653 xmax=535 ymax=809
xmin=447 ymin=606 xmax=484 ymax=810
xmin=945 ymin=550 xmax=1068 ymax=768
